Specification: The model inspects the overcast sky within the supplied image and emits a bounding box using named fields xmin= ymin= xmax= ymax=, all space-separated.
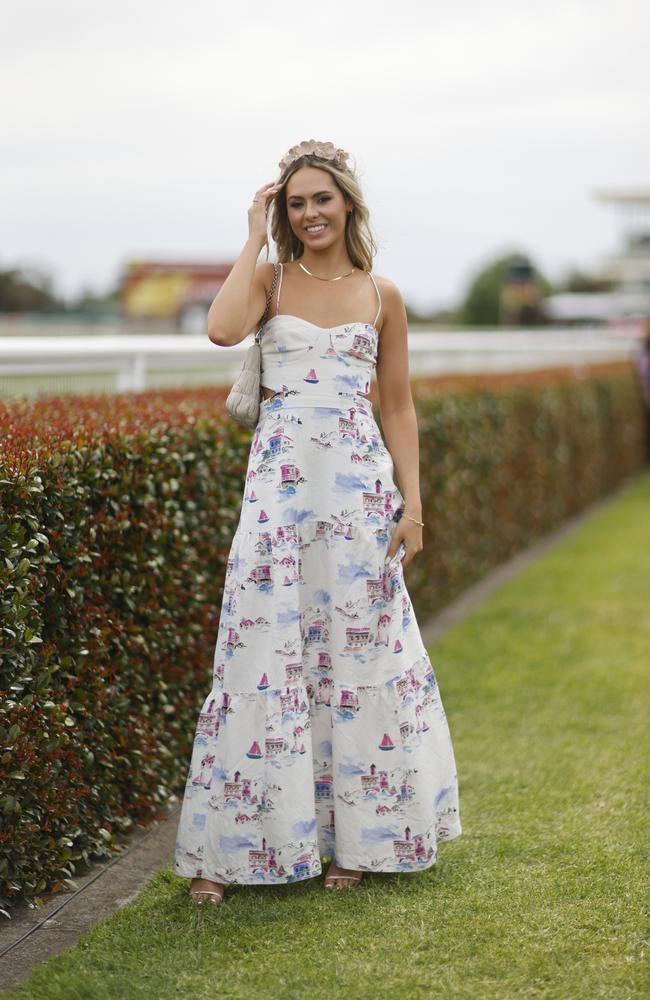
xmin=2 ymin=0 xmax=649 ymax=311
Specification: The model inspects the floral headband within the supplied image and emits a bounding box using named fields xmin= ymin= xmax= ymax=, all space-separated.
xmin=277 ymin=139 xmax=351 ymax=177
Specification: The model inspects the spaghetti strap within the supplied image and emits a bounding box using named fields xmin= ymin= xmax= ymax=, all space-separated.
xmin=276 ymin=262 xmax=284 ymax=316
xmin=367 ymin=271 xmax=382 ymax=327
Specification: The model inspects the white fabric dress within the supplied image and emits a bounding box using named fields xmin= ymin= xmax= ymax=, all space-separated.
xmin=174 ymin=264 xmax=462 ymax=884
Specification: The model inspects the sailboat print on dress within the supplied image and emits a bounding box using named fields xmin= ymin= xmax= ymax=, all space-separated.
xmin=246 ymin=740 xmax=263 ymax=760
xmin=174 ymin=262 xmax=461 ymax=884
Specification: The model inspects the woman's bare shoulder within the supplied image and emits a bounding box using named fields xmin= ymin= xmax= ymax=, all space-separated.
xmin=256 ymin=260 xmax=277 ymax=279
xmin=371 ymin=274 xmax=405 ymax=313
xmin=254 ymin=260 xmax=280 ymax=293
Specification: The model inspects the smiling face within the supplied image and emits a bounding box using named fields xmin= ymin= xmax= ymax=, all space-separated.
xmin=284 ymin=165 xmax=351 ymax=249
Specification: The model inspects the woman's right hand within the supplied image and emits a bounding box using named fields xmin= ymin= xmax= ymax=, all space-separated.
xmin=248 ymin=182 xmax=281 ymax=244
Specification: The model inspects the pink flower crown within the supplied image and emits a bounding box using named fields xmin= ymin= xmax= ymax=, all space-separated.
xmin=277 ymin=139 xmax=351 ymax=177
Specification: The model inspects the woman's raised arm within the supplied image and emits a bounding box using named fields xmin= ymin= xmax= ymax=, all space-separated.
xmin=207 ymin=181 xmax=280 ymax=346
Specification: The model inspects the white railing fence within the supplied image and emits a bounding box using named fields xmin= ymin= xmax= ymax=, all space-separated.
xmin=0 ymin=321 xmax=642 ymax=398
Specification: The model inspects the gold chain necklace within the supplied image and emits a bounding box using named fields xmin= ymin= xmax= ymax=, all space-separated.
xmin=298 ymin=261 xmax=356 ymax=282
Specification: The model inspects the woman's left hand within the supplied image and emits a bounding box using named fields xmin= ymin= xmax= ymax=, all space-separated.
xmin=385 ymin=511 xmax=423 ymax=568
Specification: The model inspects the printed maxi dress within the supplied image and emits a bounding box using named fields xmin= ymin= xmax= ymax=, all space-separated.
xmin=174 ymin=264 xmax=462 ymax=884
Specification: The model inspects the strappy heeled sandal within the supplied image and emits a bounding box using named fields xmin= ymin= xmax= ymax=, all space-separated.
xmin=324 ymin=870 xmax=363 ymax=890
xmin=189 ymin=884 xmax=225 ymax=905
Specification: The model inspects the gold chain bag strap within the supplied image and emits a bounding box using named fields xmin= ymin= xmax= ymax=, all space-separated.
xmin=225 ymin=262 xmax=278 ymax=428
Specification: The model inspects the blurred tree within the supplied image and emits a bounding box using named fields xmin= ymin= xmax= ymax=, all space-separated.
xmin=68 ymin=282 xmax=121 ymax=316
xmin=0 ymin=267 xmax=65 ymax=312
xmin=458 ymin=251 xmax=553 ymax=326
xmin=405 ymin=302 xmax=433 ymax=325
xmin=558 ymin=268 xmax=615 ymax=293
xmin=404 ymin=301 xmax=461 ymax=328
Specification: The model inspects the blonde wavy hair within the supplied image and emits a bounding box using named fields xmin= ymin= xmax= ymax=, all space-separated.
xmin=266 ymin=153 xmax=378 ymax=273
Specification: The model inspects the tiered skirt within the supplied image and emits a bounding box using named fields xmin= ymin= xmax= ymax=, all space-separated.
xmin=174 ymin=392 xmax=461 ymax=883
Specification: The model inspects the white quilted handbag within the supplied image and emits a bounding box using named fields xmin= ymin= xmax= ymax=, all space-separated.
xmin=225 ymin=262 xmax=278 ymax=428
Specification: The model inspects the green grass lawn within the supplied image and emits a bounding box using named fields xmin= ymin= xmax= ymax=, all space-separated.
xmin=6 ymin=472 xmax=649 ymax=1000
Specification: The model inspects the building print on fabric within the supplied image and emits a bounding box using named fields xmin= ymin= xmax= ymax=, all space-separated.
xmin=174 ymin=263 xmax=462 ymax=885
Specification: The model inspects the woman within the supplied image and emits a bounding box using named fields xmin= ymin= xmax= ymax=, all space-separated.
xmin=174 ymin=139 xmax=462 ymax=904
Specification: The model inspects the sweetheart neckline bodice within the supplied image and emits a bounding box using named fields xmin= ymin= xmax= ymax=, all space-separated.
xmin=260 ymin=309 xmax=377 ymax=403
xmin=263 ymin=313 xmax=379 ymax=337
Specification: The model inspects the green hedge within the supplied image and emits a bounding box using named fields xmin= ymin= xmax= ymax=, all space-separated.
xmin=0 ymin=366 xmax=645 ymax=911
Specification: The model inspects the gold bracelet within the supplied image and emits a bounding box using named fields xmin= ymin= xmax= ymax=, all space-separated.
xmin=402 ymin=512 xmax=424 ymax=527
